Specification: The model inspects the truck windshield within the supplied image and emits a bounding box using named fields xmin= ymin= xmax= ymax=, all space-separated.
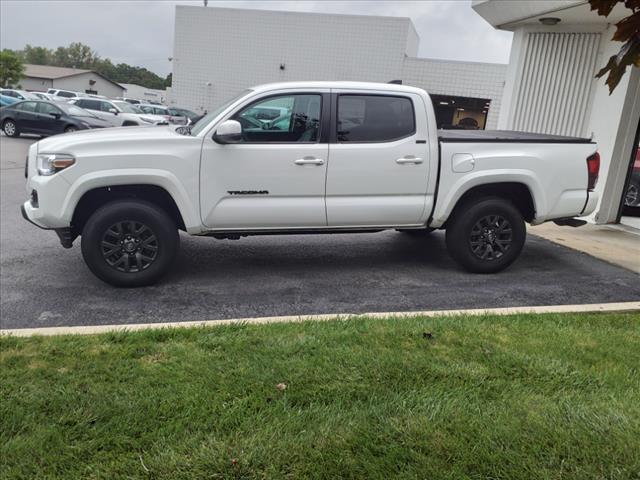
xmin=190 ymin=89 xmax=252 ymax=136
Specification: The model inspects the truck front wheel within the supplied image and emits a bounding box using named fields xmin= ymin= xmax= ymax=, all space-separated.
xmin=81 ymin=200 xmax=179 ymax=287
xmin=445 ymin=197 xmax=525 ymax=273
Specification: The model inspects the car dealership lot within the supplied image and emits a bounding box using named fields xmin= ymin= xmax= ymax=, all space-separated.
xmin=1 ymin=134 xmax=639 ymax=329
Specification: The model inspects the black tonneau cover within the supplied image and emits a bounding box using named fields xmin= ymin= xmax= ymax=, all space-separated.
xmin=438 ymin=129 xmax=594 ymax=144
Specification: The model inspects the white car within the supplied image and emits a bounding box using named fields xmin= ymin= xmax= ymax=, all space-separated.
xmin=136 ymin=104 xmax=183 ymax=124
xmin=46 ymin=89 xmax=81 ymax=102
xmin=69 ymin=98 xmax=168 ymax=126
xmin=21 ymin=81 xmax=600 ymax=287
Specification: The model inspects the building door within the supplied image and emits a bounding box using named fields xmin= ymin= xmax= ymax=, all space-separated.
xmin=619 ymin=119 xmax=640 ymax=219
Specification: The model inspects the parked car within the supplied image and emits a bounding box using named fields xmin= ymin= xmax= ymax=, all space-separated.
xmin=2 ymin=100 xmax=111 ymax=137
xmin=0 ymin=89 xmax=40 ymax=100
xmin=0 ymin=94 xmax=19 ymax=107
xmin=30 ymin=92 xmax=54 ymax=101
xmin=137 ymin=104 xmax=181 ymax=124
xmin=46 ymin=89 xmax=82 ymax=102
xmin=21 ymin=81 xmax=601 ymax=287
xmin=122 ymin=98 xmax=142 ymax=105
xmin=167 ymin=107 xmax=200 ymax=124
xmin=624 ymin=145 xmax=640 ymax=207
xmin=70 ymin=98 xmax=168 ymax=126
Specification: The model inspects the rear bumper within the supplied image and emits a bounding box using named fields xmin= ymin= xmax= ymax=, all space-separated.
xmin=581 ymin=191 xmax=599 ymax=216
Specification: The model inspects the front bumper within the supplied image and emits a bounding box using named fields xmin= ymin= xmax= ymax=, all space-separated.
xmin=21 ymin=202 xmax=48 ymax=230
xmin=21 ymin=203 xmax=76 ymax=248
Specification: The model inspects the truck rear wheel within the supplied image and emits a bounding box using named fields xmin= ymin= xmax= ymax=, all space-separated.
xmin=445 ymin=197 xmax=525 ymax=273
xmin=81 ymin=200 xmax=179 ymax=287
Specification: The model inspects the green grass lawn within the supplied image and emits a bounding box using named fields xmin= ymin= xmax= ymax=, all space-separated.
xmin=1 ymin=312 xmax=639 ymax=479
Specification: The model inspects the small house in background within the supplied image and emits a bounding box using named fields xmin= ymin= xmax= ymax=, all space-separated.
xmin=21 ymin=64 xmax=124 ymax=98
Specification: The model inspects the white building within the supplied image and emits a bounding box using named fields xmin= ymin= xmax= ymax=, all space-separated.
xmin=120 ymin=83 xmax=167 ymax=104
xmin=170 ymin=6 xmax=507 ymax=129
xmin=473 ymin=0 xmax=640 ymax=226
xmin=21 ymin=64 xmax=125 ymax=98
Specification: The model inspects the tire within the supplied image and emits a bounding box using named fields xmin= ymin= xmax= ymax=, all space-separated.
xmin=397 ymin=228 xmax=434 ymax=236
xmin=64 ymin=126 xmax=77 ymax=133
xmin=445 ymin=197 xmax=525 ymax=273
xmin=3 ymin=119 xmax=19 ymax=137
xmin=81 ymin=200 xmax=179 ymax=287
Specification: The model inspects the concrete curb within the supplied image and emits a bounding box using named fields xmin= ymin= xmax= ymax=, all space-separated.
xmin=2 ymin=302 xmax=639 ymax=337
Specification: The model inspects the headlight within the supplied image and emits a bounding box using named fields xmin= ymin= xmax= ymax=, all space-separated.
xmin=36 ymin=153 xmax=75 ymax=176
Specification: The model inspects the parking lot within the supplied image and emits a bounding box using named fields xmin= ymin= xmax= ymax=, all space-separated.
xmin=1 ymin=134 xmax=639 ymax=329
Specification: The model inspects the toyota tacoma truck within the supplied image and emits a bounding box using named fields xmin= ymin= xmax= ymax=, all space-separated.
xmin=21 ymin=82 xmax=600 ymax=287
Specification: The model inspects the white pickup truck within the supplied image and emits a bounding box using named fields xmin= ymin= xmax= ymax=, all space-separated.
xmin=21 ymin=82 xmax=600 ymax=287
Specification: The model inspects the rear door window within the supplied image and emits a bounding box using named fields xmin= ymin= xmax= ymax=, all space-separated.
xmin=337 ymin=95 xmax=415 ymax=143
xmin=17 ymin=102 xmax=38 ymax=112
xmin=37 ymin=103 xmax=61 ymax=115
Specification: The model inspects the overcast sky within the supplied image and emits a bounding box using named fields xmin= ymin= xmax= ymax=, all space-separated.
xmin=0 ymin=0 xmax=512 ymax=76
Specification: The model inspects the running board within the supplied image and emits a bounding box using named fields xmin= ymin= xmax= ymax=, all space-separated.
xmin=553 ymin=218 xmax=587 ymax=227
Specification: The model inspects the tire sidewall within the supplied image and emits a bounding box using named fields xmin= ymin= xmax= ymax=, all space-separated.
xmin=81 ymin=200 xmax=179 ymax=287
xmin=446 ymin=198 xmax=526 ymax=273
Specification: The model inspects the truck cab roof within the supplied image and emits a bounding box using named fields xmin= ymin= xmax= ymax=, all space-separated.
xmin=249 ymin=81 xmax=427 ymax=96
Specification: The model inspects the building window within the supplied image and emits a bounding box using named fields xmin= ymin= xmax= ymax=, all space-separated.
xmin=431 ymin=94 xmax=491 ymax=130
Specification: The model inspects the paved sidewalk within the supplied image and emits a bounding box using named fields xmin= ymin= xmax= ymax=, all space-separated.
xmin=530 ymin=222 xmax=640 ymax=274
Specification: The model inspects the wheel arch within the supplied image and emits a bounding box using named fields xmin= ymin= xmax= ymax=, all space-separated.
xmin=62 ymin=170 xmax=201 ymax=235
xmin=72 ymin=184 xmax=187 ymax=235
xmin=430 ymin=172 xmax=544 ymax=228
xmin=453 ymin=182 xmax=535 ymax=221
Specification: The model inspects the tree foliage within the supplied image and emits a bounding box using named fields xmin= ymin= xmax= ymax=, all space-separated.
xmin=0 ymin=49 xmax=25 ymax=87
xmin=590 ymin=0 xmax=640 ymax=93
xmin=14 ymin=42 xmax=171 ymax=90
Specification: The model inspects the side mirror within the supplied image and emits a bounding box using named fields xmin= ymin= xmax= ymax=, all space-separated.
xmin=49 ymin=112 xmax=61 ymax=119
xmin=108 ymin=108 xmax=118 ymax=115
xmin=213 ymin=119 xmax=242 ymax=144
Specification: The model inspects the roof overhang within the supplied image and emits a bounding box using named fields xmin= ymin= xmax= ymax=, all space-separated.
xmin=472 ymin=0 xmax=632 ymax=31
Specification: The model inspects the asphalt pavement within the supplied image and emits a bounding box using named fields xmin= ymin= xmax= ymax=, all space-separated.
xmin=1 ymin=133 xmax=639 ymax=329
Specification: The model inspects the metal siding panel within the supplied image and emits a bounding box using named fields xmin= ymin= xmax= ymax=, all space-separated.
xmin=510 ymin=32 xmax=600 ymax=136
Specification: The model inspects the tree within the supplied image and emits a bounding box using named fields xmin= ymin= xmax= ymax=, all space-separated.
xmin=21 ymin=44 xmax=52 ymax=65
xmin=9 ymin=41 xmax=169 ymax=90
xmin=66 ymin=42 xmax=98 ymax=68
xmin=590 ymin=0 xmax=640 ymax=93
xmin=165 ymin=73 xmax=172 ymax=88
xmin=0 ymin=49 xmax=24 ymax=87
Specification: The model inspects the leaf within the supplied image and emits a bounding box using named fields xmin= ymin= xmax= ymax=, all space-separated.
xmin=589 ymin=0 xmax=620 ymax=17
xmin=612 ymin=11 xmax=640 ymax=42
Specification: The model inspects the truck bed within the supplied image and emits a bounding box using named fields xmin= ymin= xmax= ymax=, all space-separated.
xmin=438 ymin=129 xmax=594 ymax=144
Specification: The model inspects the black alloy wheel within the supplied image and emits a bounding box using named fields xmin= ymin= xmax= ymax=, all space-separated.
xmin=469 ymin=215 xmax=513 ymax=261
xmin=101 ymin=220 xmax=159 ymax=273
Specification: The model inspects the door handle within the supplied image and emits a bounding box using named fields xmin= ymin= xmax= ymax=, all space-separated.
xmin=396 ymin=157 xmax=423 ymax=164
xmin=294 ymin=157 xmax=325 ymax=166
